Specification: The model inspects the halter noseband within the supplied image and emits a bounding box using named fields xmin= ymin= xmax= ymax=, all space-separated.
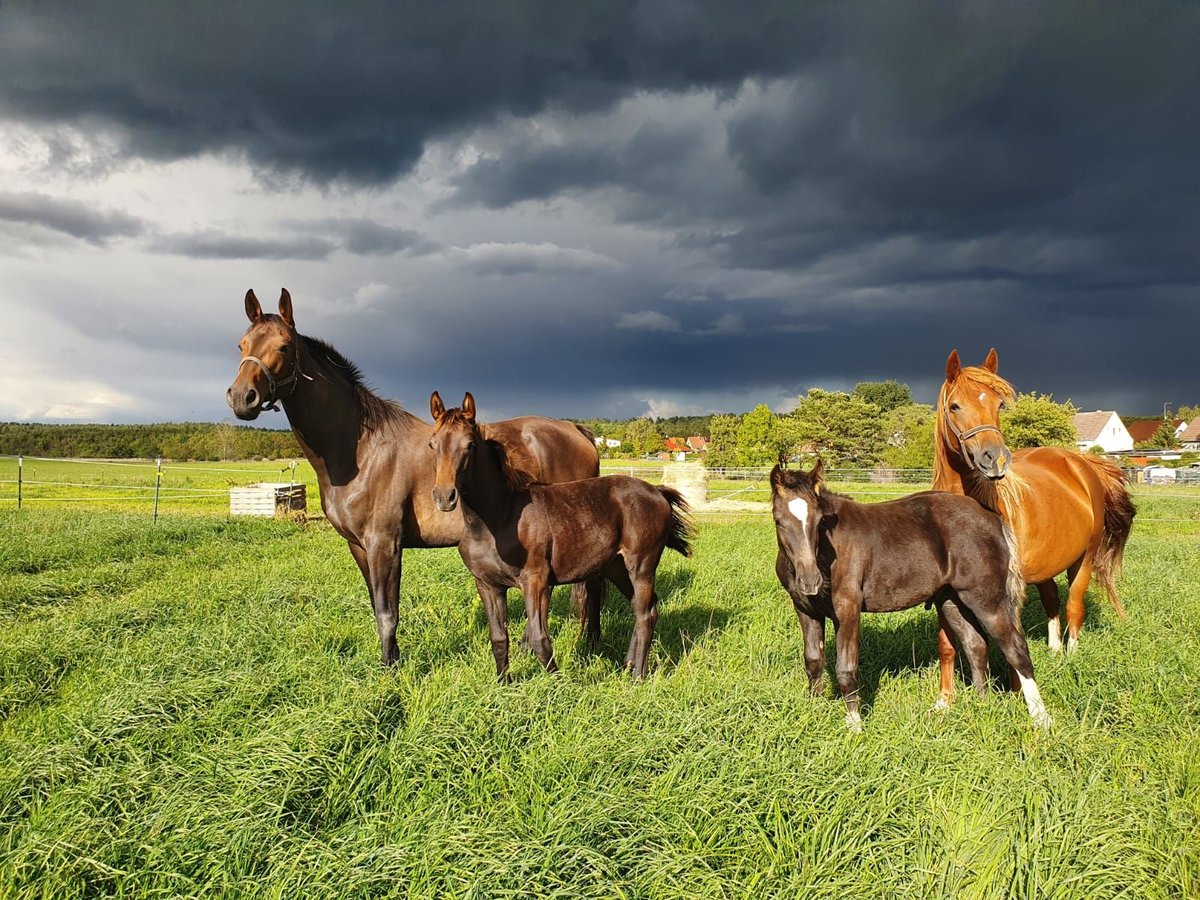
xmin=941 ymin=393 xmax=1004 ymax=453
xmin=238 ymin=349 xmax=310 ymax=412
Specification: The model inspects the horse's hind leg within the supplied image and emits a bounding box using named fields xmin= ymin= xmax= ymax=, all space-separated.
xmin=623 ymin=553 xmax=664 ymax=679
xmin=939 ymin=600 xmax=990 ymax=696
xmin=1037 ymin=579 xmax=1064 ymax=653
xmin=935 ymin=622 xmax=957 ymax=709
xmin=1065 ymin=554 xmax=1094 ymax=654
xmin=959 ymin=591 xmax=1051 ymax=729
xmin=578 ymin=577 xmax=604 ymax=652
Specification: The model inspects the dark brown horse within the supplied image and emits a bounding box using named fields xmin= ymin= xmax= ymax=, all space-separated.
xmin=932 ymin=348 xmax=1135 ymax=703
xmin=225 ymin=289 xmax=602 ymax=666
xmin=429 ymin=391 xmax=692 ymax=679
xmin=772 ymin=459 xmax=1050 ymax=730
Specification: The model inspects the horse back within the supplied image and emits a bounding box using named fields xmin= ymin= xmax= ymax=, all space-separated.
xmin=483 ymin=416 xmax=600 ymax=483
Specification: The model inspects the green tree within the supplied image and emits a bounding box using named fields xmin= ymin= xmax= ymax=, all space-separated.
xmin=624 ymin=417 xmax=664 ymax=457
xmin=704 ymin=414 xmax=740 ymax=469
xmin=1000 ymin=392 xmax=1077 ymax=449
xmin=736 ymin=404 xmax=786 ymax=466
xmin=1137 ymin=418 xmax=1182 ymax=450
xmin=879 ymin=403 xmax=936 ymax=469
xmin=1176 ymin=405 xmax=1200 ymax=422
xmin=791 ymin=389 xmax=885 ymax=468
xmin=852 ymin=380 xmax=913 ymax=415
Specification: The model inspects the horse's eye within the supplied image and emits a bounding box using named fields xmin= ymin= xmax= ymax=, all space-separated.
xmin=999 ymin=401 xmax=1008 ymax=411
xmin=280 ymin=344 xmax=290 ymax=354
xmin=467 ymin=442 xmax=476 ymax=452
xmin=950 ymin=403 xmax=961 ymax=413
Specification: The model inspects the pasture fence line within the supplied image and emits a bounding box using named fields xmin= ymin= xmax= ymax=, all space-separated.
xmin=3 ymin=455 xmax=1199 ymax=524
xmin=0 ymin=454 xmax=312 ymax=521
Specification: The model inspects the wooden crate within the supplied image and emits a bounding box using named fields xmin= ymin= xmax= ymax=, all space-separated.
xmin=229 ymin=482 xmax=307 ymax=517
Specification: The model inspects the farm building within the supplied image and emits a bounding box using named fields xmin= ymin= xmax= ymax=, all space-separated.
xmin=1074 ymin=410 xmax=1133 ymax=453
xmin=686 ymin=435 xmax=709 ymax=453
xmin=1125 ymin=417 xmax=1186 ymax=446
xmin=1179 ymin=417 xmax=1200 ymax=451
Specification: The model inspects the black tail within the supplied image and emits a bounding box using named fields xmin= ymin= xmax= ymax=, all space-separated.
xmin=656 ymin=486 xmax=694 ymax=557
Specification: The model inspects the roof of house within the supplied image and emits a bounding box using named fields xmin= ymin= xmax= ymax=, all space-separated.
xmin=1074 ymin=410 xmax=1119 ymax=443
xmin=664 ymin=438 xmax=689 ymax=453
xmin=686 ymin=435 xmax=709 ymax=450
xmin=1180 ymin=416 xmax=1200 ymax=443
xmin=1125 ymin=417 xmax=1184 ymax=444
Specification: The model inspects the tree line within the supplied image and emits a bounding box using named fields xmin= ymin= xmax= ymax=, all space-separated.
xmin=584 ymin=381 xmax=1086 ymax=469
xmin=0 ymin=422 xmax=301 ymax=461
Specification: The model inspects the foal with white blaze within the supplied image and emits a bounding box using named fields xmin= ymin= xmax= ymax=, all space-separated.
xmin=772 ymin=460 xmax=1051 ymax=731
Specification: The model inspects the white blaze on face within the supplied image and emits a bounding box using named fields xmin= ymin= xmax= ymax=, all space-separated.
xmin=787 ymin=497 xmax=809 ymax=536
xmin=979 ymin=392 xmax=987 ymax=403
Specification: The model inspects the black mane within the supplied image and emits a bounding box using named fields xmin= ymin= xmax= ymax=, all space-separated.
xmin=301 ymin=334 xmax=410 ymax=432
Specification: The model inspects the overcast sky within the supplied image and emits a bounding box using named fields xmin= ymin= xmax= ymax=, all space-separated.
xmin=2 ymin=2 xmax=1198 ymax=425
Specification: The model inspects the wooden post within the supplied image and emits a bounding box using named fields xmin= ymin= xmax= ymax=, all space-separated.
xmin=152 ymin=457 xmax=163 ymax=523
xmin=17 ymin=455 xmax=22 ymax=509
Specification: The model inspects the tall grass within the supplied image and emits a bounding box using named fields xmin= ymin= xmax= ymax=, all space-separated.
xmin=0 ymin=505 xmax=1197 ymax=898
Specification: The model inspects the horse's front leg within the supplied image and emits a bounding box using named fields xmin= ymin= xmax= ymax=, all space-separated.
xmin=832 ymin=606 xmax=863 ymax=732
xmin=935 ymin=622 xmax=957 ymax=710
xmin=475 ymin=578 xmax=511 ymax=682
xmin=351 ymin=537 xmax=402 ymax=667
xmin=795 ymin=606 xmax=826 ymax=696
xmin=518 ymin=571 xmax=557 ymax=672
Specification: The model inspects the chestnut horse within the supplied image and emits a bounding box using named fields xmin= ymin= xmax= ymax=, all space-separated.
xmin=225 ymin=289 xmax=603 ymax=666
xmin=429 ymin=391 xmax=692 ymax=679
xmin=772 ymin=459 xmax=1049 ymax=730
xmin=932 ymin=348 xmax=1135 ymax=703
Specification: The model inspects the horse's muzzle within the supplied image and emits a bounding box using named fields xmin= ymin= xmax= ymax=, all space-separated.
xmin=432 ymin=487 xmax=458 ymax=513
xmin=226 ymin=385 xmax=262 ymax=421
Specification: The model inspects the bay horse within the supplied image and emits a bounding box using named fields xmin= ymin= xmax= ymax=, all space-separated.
xmin=932 ymin=348 xmax=1135 ymax=703
xmin=225 ymin=289 xmax=603 ymax=666
xmin=771 ymin=460 xmax=1051 ymax=730
xmin=429 ymin=391 xmax=692 ymax=679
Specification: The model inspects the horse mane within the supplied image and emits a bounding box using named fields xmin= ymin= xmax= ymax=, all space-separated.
xmin=300 ymin=335 xmax=412 ymax=433
xmin=486 ymin=439 xmax=543 ymax=492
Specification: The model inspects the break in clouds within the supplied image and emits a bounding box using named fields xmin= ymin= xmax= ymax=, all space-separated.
xmin=1 ymin=2 xmax=1198 ymax=423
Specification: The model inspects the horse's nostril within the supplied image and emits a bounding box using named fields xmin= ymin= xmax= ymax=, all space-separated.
xmin=246 ymin=389 xmax=257 ymax=406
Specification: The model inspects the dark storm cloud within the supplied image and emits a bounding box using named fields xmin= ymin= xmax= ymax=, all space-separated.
xmin=0 ymin=2 xmax=824 ymax=184
xmin=5 ymin=1 xmax=1200 ymax=418
xmin=0 ymin=191 xmax=145 ymax=244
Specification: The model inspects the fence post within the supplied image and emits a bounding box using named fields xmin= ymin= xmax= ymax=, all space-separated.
xmin=17 ymin=455 xmax=22 ymax=509
xmin=152 ymin=457 xmax=163 ymax=523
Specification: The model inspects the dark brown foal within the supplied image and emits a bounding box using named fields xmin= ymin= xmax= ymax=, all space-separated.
xmin=771 ymin=459 xmax=1050 ymax=731
xmin=429 ymin=391 xmax=692 ymax=679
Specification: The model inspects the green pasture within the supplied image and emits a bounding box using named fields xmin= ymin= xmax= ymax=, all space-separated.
xmin=0 ymin=470 xmax=1199 ymax=897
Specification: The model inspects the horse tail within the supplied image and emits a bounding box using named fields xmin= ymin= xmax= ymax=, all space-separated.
xmin=572 ymin=422 xmax=597 ymax=444
xmin=1082 ymin=454 xmax=1136 ymax=620
xmin=1000 ymin=518 xmax=1026 ymax=627
xmin=656 ymin=486 xmax=694 ymax=558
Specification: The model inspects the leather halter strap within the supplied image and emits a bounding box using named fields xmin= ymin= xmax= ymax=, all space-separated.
xmin=942 ymin=394 xmax=1004 ymax=452
xmin=238 ymin=352 xmax=307 ymax=411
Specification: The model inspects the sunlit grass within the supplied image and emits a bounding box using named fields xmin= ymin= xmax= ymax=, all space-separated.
xmin=0 ymin=497 xmax=1197 ymax=897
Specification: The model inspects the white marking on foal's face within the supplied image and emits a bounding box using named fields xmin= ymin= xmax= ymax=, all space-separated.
xmin=787 ymin=497 xmax=809 ymax=534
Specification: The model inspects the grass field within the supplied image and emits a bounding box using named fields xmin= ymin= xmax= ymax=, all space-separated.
xmin=1 ymin=464 xmax=1199 ymax=897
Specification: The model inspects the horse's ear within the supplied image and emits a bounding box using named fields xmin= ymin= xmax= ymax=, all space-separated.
xmin=278 ymin=288 xmax=295 ymax=331
xmin=462 ymin=392 xmax=476 ymax=424
xmin=245 ymin=289 xmax=263 ymax=323
xmin=945 ymin=349 xmax=962 ymax=383
xmin=770 ymin=463 xmax=783 ymax=488
xmin=982 ymin=347 xmax=998 ymax=373
xmin=810 ymin=456 xmax=825 ymax=494
xmin=430 ymin=391 xmax=445 ymax=423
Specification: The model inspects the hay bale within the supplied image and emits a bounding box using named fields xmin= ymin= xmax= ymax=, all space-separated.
xmin=662 ymin=462 xmax=708 ymax=508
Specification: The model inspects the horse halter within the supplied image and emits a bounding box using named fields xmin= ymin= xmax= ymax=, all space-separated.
xmin=238 ymin=348 xmax=310 ymax=412
xmin=941 ymin=393 xmax=1004 ymax=454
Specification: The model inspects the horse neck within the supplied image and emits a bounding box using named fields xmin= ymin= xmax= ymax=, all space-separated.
xmin=458 ymin=435 xmax=522 ymax=529
xmin=279 ymin=339 xmax=416 ymax=484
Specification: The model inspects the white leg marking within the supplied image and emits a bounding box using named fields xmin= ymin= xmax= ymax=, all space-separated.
xmin=1047 ymin=617 xmax=1063 ymax=653
xmin=933 ymin=697 xmax=951 ymax=711
xmin=1066 ymin=636 xmax=1079 ymax=655
xmin=845 ymin=710 xmax=863 ymax=733
xmin=1017 ymin=672 xmax=1052 ymax=730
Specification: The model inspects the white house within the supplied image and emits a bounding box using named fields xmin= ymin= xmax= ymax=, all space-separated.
xmin=594 ymin=436 xmax=622 ymax=449
xmin=1074 ymin=410 xmax=1134 ymax=453
xmin=1180 ymin=417 xmax=1200 ymax=451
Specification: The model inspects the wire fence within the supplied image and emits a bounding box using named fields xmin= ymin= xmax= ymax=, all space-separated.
xmin=3 ymin=455 xmax=1199 ymax=524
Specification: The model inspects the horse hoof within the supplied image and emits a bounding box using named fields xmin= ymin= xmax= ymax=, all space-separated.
xmin=1065 ymin=638 xmax=1079 ymax=655
xmin=1032 ymin=711 xmax=1053 ymax=731
xmin=933 ymin=697 xmax=951 ymax=712
xmin=845 ymin=712 xmax=863 ymax=733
